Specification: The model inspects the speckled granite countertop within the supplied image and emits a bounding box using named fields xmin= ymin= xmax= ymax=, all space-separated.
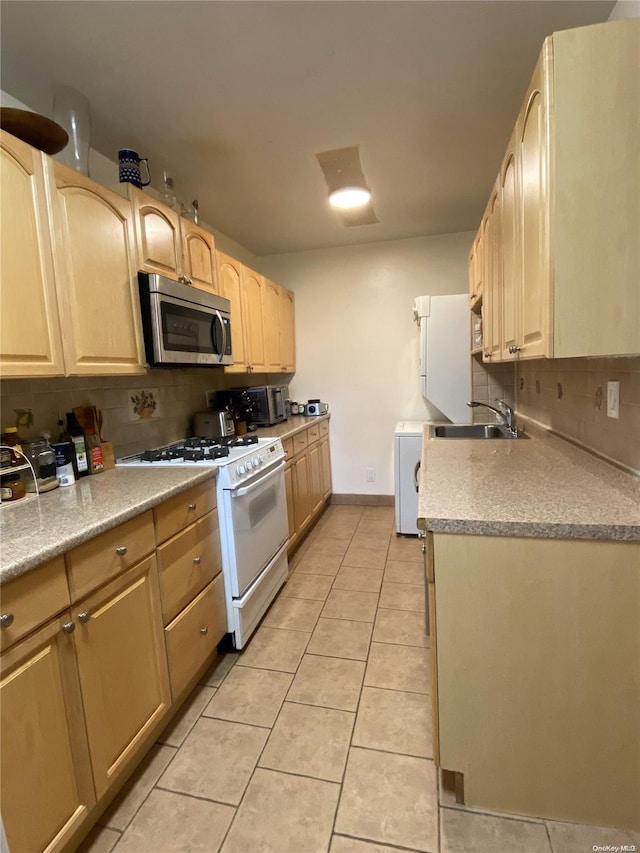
xmin=0 ymin=467 xmax=217 ymax=583
xmin=417 ymin=427 xmax=640 ymax=541
xmin=250 ymin=413 xmax=330 ymax=441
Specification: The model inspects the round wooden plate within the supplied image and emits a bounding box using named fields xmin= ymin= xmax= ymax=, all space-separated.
xmin=0 ymin=108 xmax=69 ymax=154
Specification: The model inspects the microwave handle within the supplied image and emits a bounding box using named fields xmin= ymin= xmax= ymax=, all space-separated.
xmin=213 ymin=310 xmax=227 ymax=362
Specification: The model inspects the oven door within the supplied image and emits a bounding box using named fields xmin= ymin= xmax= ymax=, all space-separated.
xmin=148 ymin=291 xmax=232 ymax=366
xmin=223 ymin=461 xmax=288 ymax=597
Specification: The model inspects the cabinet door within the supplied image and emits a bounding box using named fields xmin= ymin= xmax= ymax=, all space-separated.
xmin=242 ymin=268 xmax=267 ymax=371
xmin=182 ymin=220 xmax=218 ymax=294
xmin=164 ymin=573 xmax=227 ymax=700
xmin=483 ymin=185 xmax=502 ymax=362
xmin=217 ymin=252 xmax=249 ymax=372
xmin=48 ymin=161 xmax=146 ymax=375
xmin=500 ymin=139 xmax=519 ymax=361
xmin=71 ymin=555 xmax=171 ymax=799
xmin=263 ymin=279 xmax=281 ymax=371
xmin=131 ymin=189 xmax=182 ymax=278
xmin=284 ymin=463 xmax=296 ymax=541
xmin=278 ymin=286 xmax=296 ymax=372
xmin=518 ymin=49 xmax=551 ymax=359
xmin=320 ymin=437 xmax=332 ymax=500
xmin=308 ymin=442 xmax=323 ymax=516
xmin=0 ymin=132 xmax=65 ymax=377
xmin=292 ymin=453 xmax=311 ymax=532
xmin=1 ymin=614 xmax=95 ymax=853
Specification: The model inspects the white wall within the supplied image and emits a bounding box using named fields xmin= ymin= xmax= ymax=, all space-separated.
xmin=260 ymin=232 xmax=474 ymax=495
xmin=609 ymin=0 xmax=640 ymax=19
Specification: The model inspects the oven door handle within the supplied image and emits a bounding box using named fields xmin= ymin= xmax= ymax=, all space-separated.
xmin=231 ymin=460 xmax=285 ymax=497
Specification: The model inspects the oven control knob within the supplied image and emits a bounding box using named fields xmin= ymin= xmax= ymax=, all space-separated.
xmin=253 ymin=456 xmax=260 ymax=467
xmin=245 ymin=459 xmax=253 ymax=470
xmin=236 ymin=464 xmax=246 ymax=476
xmin=259 ymin=454 xmax=265 ymax=464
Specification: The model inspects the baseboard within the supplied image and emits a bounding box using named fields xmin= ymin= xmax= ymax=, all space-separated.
xmin=330 ymin=494 xmax=395 ymax=506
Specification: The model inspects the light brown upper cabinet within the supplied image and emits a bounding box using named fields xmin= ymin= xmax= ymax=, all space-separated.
xmin=263 ymin=279 xmax=282 ymax=372
xmin=242 ymin=267 xmax=268 ymax=372
xmin=47 ymin=160 xmax=146 ymax=375
xmin=481 ymin=181 xmax=502 ymax=363
xmin=216 ymin=252 xmax=296 ymax=374
xmin=130 ymin=189 xmax=218 ymax=295
xmin=0 ymin=131 xmax=65 ymax=377
xmin=473 ymin=18 xmax=640 ymax=360
xmin=217 ymin=251 xmax=250 ymax=372
xmin=278 ymin=285 xmax=296 ymax=372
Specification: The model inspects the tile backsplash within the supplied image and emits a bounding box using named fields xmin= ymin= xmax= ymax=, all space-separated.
xmin=0 ymin=370 xmax=281 ymax=459
xmin=471 ymin=355 xmax=517 ymax=412
xmin=516 ymin=356 xmax=640 ymax=474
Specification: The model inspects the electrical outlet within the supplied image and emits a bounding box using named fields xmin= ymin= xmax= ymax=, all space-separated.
xmin=205 ymin=390 xmax=217 ymax=409
xmin=366 ymin=468 xmax=376 ymax=482
xmin=607 ymin=381 xmax=620 ymax=419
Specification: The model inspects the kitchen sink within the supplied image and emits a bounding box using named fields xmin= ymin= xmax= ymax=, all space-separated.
xmin=429 ymin=424 xmax=528 ymax=439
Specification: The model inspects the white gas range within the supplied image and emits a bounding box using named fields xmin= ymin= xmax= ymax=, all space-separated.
xmin=118 ymin=434 xmax=289 ymax=649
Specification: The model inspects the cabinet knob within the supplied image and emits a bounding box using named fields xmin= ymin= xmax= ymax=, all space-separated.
xmin=484 ymin=351 xmax=492 ymax=359
xmin=188 ymin=502 xmax=197 ymax=510
xmin=193 ymin=556 xmax=202 ymax=565
xmin=200 ymin=626 xmax=208 ymax=635
xmin=509 ymin=344 xmax=522 ymax=354
xmin=115 ymin=545 xmax=128 ymax=556
xmin=78 ymin=611 xmax=91 ymax=623
xmin=62 ymin=621 xmax=76 ymax=634
xmin=0 ymin=613 xmax=15 ymax=628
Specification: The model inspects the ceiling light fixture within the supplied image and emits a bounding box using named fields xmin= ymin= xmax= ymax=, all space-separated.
xmin=329 ymin=186 xmax=371 ymax=209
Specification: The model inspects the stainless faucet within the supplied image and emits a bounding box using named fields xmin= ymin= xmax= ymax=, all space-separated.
xmin=467 ymin=399 xmax=516 ymax=434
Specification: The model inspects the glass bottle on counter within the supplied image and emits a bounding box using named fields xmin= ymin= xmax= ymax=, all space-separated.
xmin=1 ymin=426 xmax=25 ymax=466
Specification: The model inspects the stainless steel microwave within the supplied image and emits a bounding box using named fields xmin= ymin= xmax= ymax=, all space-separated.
xmin=138 ymin=273 xmax=232 ymax=367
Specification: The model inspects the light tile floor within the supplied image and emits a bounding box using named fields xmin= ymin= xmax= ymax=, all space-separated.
xmin=79 ymin=504 xmax=640 ymax=853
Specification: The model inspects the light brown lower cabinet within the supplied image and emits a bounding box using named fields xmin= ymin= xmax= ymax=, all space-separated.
xmin=284 ymin=420 xmax=332 ymax=553
xmin=0 ymin=477 xmax=226 ymax=852
xmin=1 ymin=613 xmax=95 ymax=853
xmin=165 ymin=573 xmax=226 ymax=699
xmin=71 ymin=554 xmax=171 ymax=800
xmin=429 ymin=532 xmax=640 ymax=832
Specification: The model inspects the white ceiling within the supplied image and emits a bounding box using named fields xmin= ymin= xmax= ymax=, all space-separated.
xmin=1 ymin=1 xmax=615 ymax=256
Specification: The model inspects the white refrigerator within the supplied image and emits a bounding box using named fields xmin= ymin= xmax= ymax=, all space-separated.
xmin=414 ymin=293 xmax=471 ymax=424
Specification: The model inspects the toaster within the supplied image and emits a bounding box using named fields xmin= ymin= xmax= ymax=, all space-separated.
xmin=193 ymin=410 xmax=235 ymax=439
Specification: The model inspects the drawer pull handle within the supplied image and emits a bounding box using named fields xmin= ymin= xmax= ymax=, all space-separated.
xmin=0 ymin=613 xmax=15 ymax=628
xmin=193 ymin=556 xmax=202 ymax=565
xmin=62 ymin=621 xmax=76 ymax=634
xmin=116 ymin=546 xmax=128 ymax=556
xmin=200 ymin=626 xmax=208 ymax=635
xmin=78 ymin=611 xmax=91 ymax=623
xmin=188 ymin=502 xmax=197 ymax=510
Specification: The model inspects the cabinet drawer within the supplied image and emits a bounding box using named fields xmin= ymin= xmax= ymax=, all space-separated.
xmin=154 ymin=479 xmax=216 ymax=544
xmin=307 ymin=424 xmax=320 ymax=443
xmin=157 ymin=511 xmax=222 ymax=624
xmin=165 ymin=573 xmax=227 ymax=700
xmin=319 ymin=420 xmax=329 ymax=439
xmin=66 ymin=512 xmax=155 ymax=601
xmin=291 ymin=430 xmax=308 ymax=455
xmin=0 ymin=557 xmax=69 ymax=651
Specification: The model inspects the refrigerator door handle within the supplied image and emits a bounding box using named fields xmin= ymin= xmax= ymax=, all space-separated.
xmin=414 ymin=460 xmax=421 ymax=492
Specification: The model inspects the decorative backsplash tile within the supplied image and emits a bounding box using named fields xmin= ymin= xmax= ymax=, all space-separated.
xmin=516 ymin=356 xmax=640 ymax=474
xmin=0 ymin=369 xmax=279 ymax=459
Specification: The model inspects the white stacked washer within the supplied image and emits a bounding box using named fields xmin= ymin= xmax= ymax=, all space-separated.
xmin=117 ymin=435 xmax=288 ymax=649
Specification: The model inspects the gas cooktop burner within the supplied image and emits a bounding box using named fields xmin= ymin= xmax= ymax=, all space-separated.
xmin=220 ymin=435 xmax=259 ymax=448
xmin=182 ymin=444 xmax=229 ymax=461
xmin=140 ymin=447 xmax=184 ymax=463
